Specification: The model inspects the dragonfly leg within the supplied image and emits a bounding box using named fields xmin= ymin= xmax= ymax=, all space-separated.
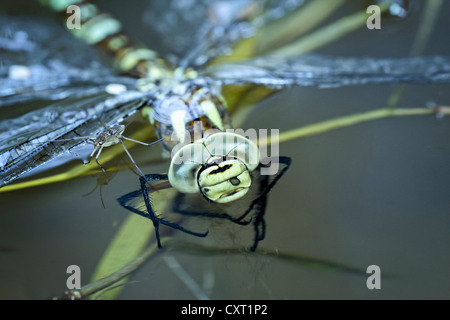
xmin=138 ymin=175 xmax=161 ymax=247
xmin=167 ymin=157 xmax=290 ymax=251
xmin=171 ymin=192 xmax=251 ymax=225
xmin=248 ymin=191 xmax=267 ymax=252
xmin=238 ymin=156 xmax=291 ymax=251
xmin=139 ymin=174 xmax=208 ymax=248
xmin=236 ymin=156 xmax=292 ymax=222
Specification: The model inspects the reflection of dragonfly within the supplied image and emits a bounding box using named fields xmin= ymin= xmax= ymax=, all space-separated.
xmin=1 ymin=1 xmax=450 ymax=247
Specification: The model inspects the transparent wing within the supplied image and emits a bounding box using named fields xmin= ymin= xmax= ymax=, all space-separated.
xmin=0 ymin=15 xmax=137 ymax=108
xmin=142 ymin=0 xmax=305 ymax=68
xmin=203 ymin=54 xmax=450 ymax=88
xmin=0 ymin=15 xmax=152 ymax=187
xmin=0 ymin=90 xmax=149 ymax=188
xmin=0 ymin=61 xmax=137 ymax=108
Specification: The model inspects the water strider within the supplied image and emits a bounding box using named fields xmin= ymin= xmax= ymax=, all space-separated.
xmin=1 ymin=0 xmax=450 ymax=249
xmin=53 ymin=122 xmax=163 ymax=177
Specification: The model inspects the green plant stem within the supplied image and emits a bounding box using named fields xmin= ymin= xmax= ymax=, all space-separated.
xmin=256 ymin=0 xmax=347 ymax=54
xmin=87 ymin=213 xmax=156 ymax=300
xmin=83 ymin=243 xmax=161 ymax=299
xmin=270 ymin=2 xmax=391 ymax=56
xmin=259 ymin=106 xmax=450 ymax=147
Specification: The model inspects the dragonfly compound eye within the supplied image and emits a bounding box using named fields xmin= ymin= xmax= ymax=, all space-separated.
xmin=168 ymin=132 xmax=260 ymax=200
xmin=198 ymin=159 xmax=251 ymax=203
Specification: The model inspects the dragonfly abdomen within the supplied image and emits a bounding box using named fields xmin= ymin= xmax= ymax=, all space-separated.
xmin=39 ymin=0 xmax=172 ymax=78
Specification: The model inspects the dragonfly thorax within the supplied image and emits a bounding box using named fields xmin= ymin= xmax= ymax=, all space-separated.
xmin=143 ymin=82 xmax=231 ymax=152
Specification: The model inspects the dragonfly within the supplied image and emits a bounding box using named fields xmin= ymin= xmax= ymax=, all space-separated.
xmin=1 ymin=0 xmax=450 ymax=249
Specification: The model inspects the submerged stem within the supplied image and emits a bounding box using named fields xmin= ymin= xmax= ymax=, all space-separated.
xmin=388 ymin=0 xmax=444 ymax=109
xmin=169 ymin=242 xmax=367 ymax=276
xmin=57 ymin=238 xmax=370 ymax=299
xmin=57 ymin=238 xmax=168 ymax=300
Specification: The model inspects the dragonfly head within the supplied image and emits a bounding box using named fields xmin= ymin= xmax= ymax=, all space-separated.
xmin=168 ymin=132 xmax=260 ymax=203
xmin=197 ymin=157 xmax=251 ymax=203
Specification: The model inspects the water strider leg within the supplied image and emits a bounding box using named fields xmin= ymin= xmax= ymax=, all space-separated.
xmin=85 ymin=144 xmax=106 ymax=172
xmin=119 ymin=139 xmax=146 ymax=178
xmin=121 ymin=136 xmax=164 ymax=147
xmin=119 ymin=137 xmax=164 ymax=179
xmin=93 ymin=146 xmax=107 ymax=173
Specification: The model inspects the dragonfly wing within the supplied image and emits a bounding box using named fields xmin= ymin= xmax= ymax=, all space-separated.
xmin=204 ymin=54 xmax=450 ymax=88
xmin=142 ymin=0 xmax=305 ymax=69
xmin=0 ymin=91 xmax=149 ymax=187
xmin=0 ymin=15 xmax=154 ymax=187
xmin=0 ymin=15 xmax=136 ymax=108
